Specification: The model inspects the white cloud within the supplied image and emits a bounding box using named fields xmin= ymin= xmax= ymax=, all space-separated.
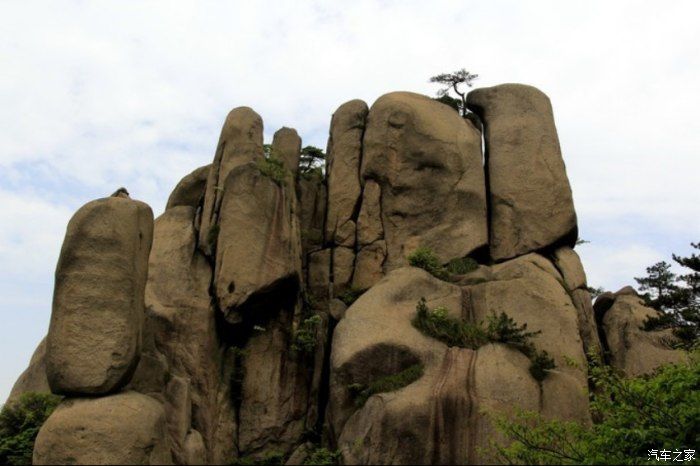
xmin=1 ymin=0 xmax=700 ymax=401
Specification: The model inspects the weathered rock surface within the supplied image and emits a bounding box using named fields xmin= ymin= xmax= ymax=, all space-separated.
xmin=273 ymin=127 xmax=302 ymax=176
xmin=331 ymin=262 xmax=588 ymax=464
xmin=199 ymin=107 xmax=264 ymax=255
xmin=238 ymin=316 xmax=310 ymax=455
xmin=7 ymin=337 xmax=50 ymax=404
xmin=47 ymin=197 xmax=153 ymax=395
xmin=33 ymin=392 xmax=172 ymax=465
xmin=214 ymin=162 xmax=302 ymax=323
xmin=325 ymin=100 xmax=368 ymax=247
xmin=467 ymin=84 xmax=577 ymax=261
xmin=143 ymin=205 xmax=235 ymax=464
xmin=360 ymin=91 xmax=487 ymax=272
xmin=166 ymin=164 xmax=211 ymax=210
xmin=12 ymin=87 xmax=679 ymax=465
xmin=598 ymin=290 xmax=687 ymax=377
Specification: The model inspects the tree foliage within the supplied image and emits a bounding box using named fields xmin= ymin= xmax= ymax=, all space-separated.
xmin=299 ymin=145 xmax=325 ymax=178
xmin=636 ymin=243 xmax=700 ymax=349
xmin=429 ymin=68 xmax=479 ymax=117
xmin=493 ymin=354 xmax=700 ymax=465
xmin=0 ymin=392 xmax=62 ymax=465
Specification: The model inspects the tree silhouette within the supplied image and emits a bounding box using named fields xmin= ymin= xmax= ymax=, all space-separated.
xmin=429 ymin=69 xmax=479 ymax=117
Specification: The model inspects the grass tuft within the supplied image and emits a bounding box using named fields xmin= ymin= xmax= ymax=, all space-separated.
xmin=348 ymin=363 xmax=424 ymax=408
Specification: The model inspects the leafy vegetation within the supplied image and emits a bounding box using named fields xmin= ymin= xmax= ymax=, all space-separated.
xmin=303 ymin=447 xmax=341 ymax=465
xmin=408 ymin=247 xmax=478 ymax=281
xmin=407 ymin=247 xmax=449 ymax=280
xmin=412 ymin=298 xmax=556 ymax=381
xmin=292 ymin=315 xmax=322 ymax=354
xmin=413 ymin=297 xmax=487 ymax=348
xmin=256 ymin=155 xmax=288 ymax=186
xmin=336 ymin=287 xmax=366 ymax=307
xmin=636 ymin=242 xmax=699 ymax=349
xmin=492 ymin=353 xmax=700 ymax=464
xmin=299 ymin=146 xmax=325 ymax=176
xmin=348 ymin=363 xmax=424 ymax=408
xmin=445 ymin=256 xmax=478 ymax=275
xmin=587 ymin=286 xmax=606 ymax=299
xmin=0 ymin=392 xmax=62 ymax=465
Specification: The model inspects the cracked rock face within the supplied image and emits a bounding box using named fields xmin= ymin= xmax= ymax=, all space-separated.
xmin=14 ymin=84 xmax=689 ymax=465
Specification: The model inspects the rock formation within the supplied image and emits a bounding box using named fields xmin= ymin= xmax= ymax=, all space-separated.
xmin=9 ymin=84 xmax=688 ymax=465
xmin=467 ymin=84 xmax=577 ymax=261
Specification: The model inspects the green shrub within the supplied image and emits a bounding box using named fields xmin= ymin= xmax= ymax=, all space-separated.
xmin=529 ymin=350 xmax=556 ymax=382
xmin=0 ymin=392 xmax=62 ymax=465
xmin=348 ymin=363 xmax=424 ymax=408
xmin=408 ymin=247 xmax=479 ymax=280
xmin=337 ymin=287 xmax=366 ymax=307
xmin=485 ymin=312 xmax=541 ymax=356
xmin=407 ymin=247 xmax=449 ymax=280
xmin=303 ymin=448 xmax=341 ymax=465
xmin=445 ymin=257 xmax=478 ymax=275
xmin=412 ymin=299 xmax=556 ymax=381
xmin=413 ymin=298 xmax=488 ymax=349
xmin=292 ymin=315 xmax=322 ymax=354
xmin=257 ymin=156 xmax=287 ymax=186
xmin=492 ymin=354 xmax=700 ymax=464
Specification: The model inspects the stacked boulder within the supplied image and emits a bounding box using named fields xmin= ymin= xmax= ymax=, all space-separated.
xmin=32 ymin=193 xmax=168 ymax=465
xmin=10 ymin=83 xmax=690 ymax=465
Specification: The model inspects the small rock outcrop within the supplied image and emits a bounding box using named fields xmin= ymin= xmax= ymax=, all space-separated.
xmin=595 ymin=288 xmax=687 ymax=377
xmin=166 ymin=164 xmax=211 ymax=210
xmin=11 ymin=83 xmax=689 ymax=465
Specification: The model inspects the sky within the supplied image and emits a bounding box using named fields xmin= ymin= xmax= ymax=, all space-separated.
xmin=1 ymin=0 xmax=699 ymax=402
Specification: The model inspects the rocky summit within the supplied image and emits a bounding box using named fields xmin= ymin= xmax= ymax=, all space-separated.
xmin=8 ymin=84 xmax=686 ymax=465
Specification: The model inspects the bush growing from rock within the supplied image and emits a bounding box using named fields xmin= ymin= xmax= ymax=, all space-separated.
xmin=407 ymin=247 xmax=449 ymax=280
xmin=413 ymin=298 xmax=556 ymax=381
xmin=409 ymin=247 xmax=479 ymax=280
xmin=256 ymin=156 xmax=287 ymax=186
xmin=303 ymin=447 xmax=341 ymax=465
xmin=336 ymin=287 xmax=366 ymax=306
xmin=292 ymin=315 xmax=322 ymax=354
xmin=445 ymin=256 xmax=478 ymax=275
xmin=348 ymin=363 xmax=424 ymax=408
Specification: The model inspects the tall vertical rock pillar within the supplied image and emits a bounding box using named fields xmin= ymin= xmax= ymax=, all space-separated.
xmin=46 ymin=196 xmax=154 ymax=395
xmin=467 ymin=84 xmax=577 ymax=261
